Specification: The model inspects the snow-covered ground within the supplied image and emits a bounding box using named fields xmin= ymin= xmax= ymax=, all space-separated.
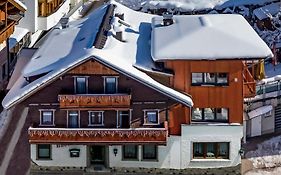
xmin=245 ymin=135 xmax=281 ymax=170
xmin=245 ymin=167 xmax=281 ymax=175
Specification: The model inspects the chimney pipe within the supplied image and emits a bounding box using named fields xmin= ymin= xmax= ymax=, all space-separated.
xmin=60 ymin=17 xmax=69 ymax=29
xmin=163 ymin=12 xmax=173 ymax=26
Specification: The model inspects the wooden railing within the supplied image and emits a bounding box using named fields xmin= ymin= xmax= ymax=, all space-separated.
xmin=58 ymin=94 xmax=131 ymax=108
xmin=28 ymin=123 xmax=168 ymax=145
xmin=38 ymin=0 xmax=64 ymax=17
xmin=243 ymin=63 xmax=256 ymax=98
xmin=0 ymin=21 xmax=15 ymax=44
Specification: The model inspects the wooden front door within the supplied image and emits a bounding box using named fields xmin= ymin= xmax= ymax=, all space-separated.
xmin=90 ymin=146 xmax=105 ymax=165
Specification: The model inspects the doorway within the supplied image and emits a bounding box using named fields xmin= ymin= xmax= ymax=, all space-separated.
xmin=90 ymin=146 xmax=106 ymax=166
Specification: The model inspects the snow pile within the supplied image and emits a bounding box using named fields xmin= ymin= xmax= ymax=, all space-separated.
xmin=246 ymin=135 xmax=281 ymax=169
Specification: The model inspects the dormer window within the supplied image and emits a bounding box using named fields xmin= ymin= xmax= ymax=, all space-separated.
xmin=104 ymin=77 xmax=117 ymax=94
xmin=74 ymin=77 xmax=88 ymax=94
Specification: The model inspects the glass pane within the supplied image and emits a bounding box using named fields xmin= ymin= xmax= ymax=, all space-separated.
xmin=105 ymin=77 xmax=116 ymax=94
xmin=42 ymin=111 xmax=53 ymax=125
xmin=192 ymin=73 xmax=203 ymax=84
xmin=216 ymin=108 xmax=228 ymax=121
xmin=123 ymin=145 xmax=138 ymax=159
xmin=218 ymin=143 xmax=229 ymax=159
xmin=192 ymin=108 xmax=203 ymax=120
xmin=38 ymin=145 xmax=50 ymax=158
xmin=206 ymin=143 xmax=215 ymax=158
xmin=90 ymin=112 xmax=103 ymax=125
xmin=205 ymin=73 xmax=216 ymax=83
xmin=193 ymin=143 xmax=204 ymax=158
xmin=68 ymin=111 xmax=78 ymax=128
xmin=145 ymin=111 xmax=158 ymax=124
xmin=217 ymin=73 xmax=228 ymax=84
xmin=143 ymin=145 xmax=157 ymax=160
xmin=76 ymin=77 xmax=86 ymax=94
xmin=265 ymin=82 xmax=278 ymax=93
xmin=204 ymin=108 xmax=215 ymax=120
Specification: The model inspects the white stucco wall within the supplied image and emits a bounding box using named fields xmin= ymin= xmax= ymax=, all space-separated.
xmin=109 ymin=136 xmax=181 ymax=169
xmin=37 ymin=0 xmax=70 ymax=31
xmin=18 ymin=0 xmax=38 ymax=33
xmin=31 ymin=144 xmax=87 ymax=167
xmin=181 ymin=124 xmax=243 ymax=168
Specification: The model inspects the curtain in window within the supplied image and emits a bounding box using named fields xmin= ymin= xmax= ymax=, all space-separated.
xmin=68 ymin=111 xmax=78 ymax=128
xmin=123 ymin=145 xmax=137 ymax=159
xmin=105 ymin=77 xmax=116 ymax=94
xmin=143 ymin=145 xmax=157 ymax=159
xmin=76 ymin=77 xmax=86 ymax=94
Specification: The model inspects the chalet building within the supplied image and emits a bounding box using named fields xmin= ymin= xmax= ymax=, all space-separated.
xmin=3 ymin=1 xmax=272 ymax=171
xmin=0 ymin=0 xmax=26 ymax=91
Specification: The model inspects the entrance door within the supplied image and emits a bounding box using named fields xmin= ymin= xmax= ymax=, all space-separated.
xmin=90 ymin=146 xmax=105 ymax=165
xmin=118 ymin=111 xmax=130 ymax=128
xmin=251 ymin=115 xmax=262 ymax=137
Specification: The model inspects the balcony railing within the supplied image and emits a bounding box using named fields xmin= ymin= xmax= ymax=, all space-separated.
xmin=28 ymin=123 xmax=168 ymax=145
xmin=58 ymin=94 xmax=131 ymax=108
xmin=0 ymin=22 xmax=15 ymax=44
xmin=243 ymin=63 xmax=256 ymax=98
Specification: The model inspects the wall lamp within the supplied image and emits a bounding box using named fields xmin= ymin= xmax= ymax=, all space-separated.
xmin=113 ymin=148 xmax=118 ymax=156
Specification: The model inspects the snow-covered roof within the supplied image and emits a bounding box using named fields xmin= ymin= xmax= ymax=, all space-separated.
xmin=10 ymin=0 xmax=27 ymax=11
xmin=217 ymin=0 xmax=277 ymax=10
xmin=248 ymin=105 xmax=272 ymax=119
xmin=253 ymin=2 xmax=281 ymax=20
xmin=3 ymin=1 xmax=193 ymax=109
xmin=151 ymin=14 xmax=273 ymax=61
xmin=8 ymin=27 xmax=29 ymax=49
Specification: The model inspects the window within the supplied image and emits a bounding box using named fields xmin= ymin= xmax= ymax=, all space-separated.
xmin=144 ymin=110 xmax=159 ymax=125
xmin=68 ymin=111 xmax=79 ymax=128
xmin=191 ymin=73 xmax=203 ymax=84
xmin=37 ymin=144 xmax=51 ymax=159
xmin=217 ymin=73 xmax=228 ymax=84
xmin=191 ymin=73 xmax=228 ymax=86
xmin=88 ymin=111 xmax=104 ymax=126
xmin=104 ymin=77 xmax=117 ymax=94
xmin=192 ymin=108 xmax=228 ymax=122
xmin=142 ymin=145 xmax=157 ymax=160
xmin=40 ymin=110 xmax=54 ymax=126
xmin=123 ymin=145 xmax=138 ymax=160
xmin=75 ymin=77 xmax=87 ymax=94
xmin=193 ymin=142 xmax=229 ymax=159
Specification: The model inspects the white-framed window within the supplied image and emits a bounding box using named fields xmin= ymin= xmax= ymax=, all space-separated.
xmin=39 ymin=109 xmax=55 ymax=126
xmin=143 ymin=110 xmax=159 ymax=125
xmin=88 ymin=111 xmax=104 ymax=126
xmin=103 ymin=76 xmax=118 ymax=94
xmin=67 ymin=110 xmax=80 ymax=128
xmin=142 ymin=145 xmax=158 ymax=161
xmin=74 ymin=76 xmax=88 ymax=94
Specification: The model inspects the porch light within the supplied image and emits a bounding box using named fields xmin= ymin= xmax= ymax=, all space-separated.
xmin=113 ymin=148 xmax=118 ymax=156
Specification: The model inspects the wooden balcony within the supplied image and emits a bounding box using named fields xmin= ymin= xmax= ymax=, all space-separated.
xmin=243 ymin=64 xmax=256 ymax=98
xmin=28 ymin=125 xmax=168 ymax=145
xmin=0 ymin=21 xmax=15 ymax=44
xmin=58 ymin=94 xmax=131 ymax=109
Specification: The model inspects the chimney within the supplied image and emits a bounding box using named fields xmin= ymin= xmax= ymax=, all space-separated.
xmin=163 ymin=12 xmax=173 ymax=26
xmin=60 ymin=17 xmax=69 ymax=29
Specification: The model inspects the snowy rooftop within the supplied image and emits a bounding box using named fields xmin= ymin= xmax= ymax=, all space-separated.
xmin=3 ymin=1 xmax=193 ymax=109
xmin=253 ymin=2 xmax=281 ymax=20
xmin=151 ymin=14 xmax=273 ymax=61
xmin=11 ymin=0 xmax=27 ymax=11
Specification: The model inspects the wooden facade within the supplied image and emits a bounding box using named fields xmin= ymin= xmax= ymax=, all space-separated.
xmin=24 ymin=59 xmax=177 ymax=144
xmin=0 ymin=0 xmax=25 ymax=44
xmin=165 ymin=60 xmax=250 ymax=135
